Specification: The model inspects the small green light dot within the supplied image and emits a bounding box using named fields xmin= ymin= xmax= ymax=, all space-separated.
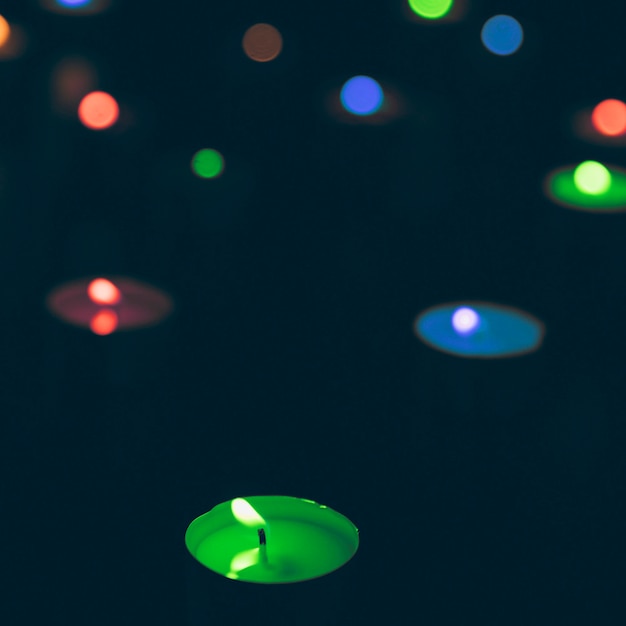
xmin=408 ymin=0 xmax=454 ymax=19
xmin=192 ymin=149 xmax=224 ymax=179
xmin=573 ymin=160 xmax=611 ymax=195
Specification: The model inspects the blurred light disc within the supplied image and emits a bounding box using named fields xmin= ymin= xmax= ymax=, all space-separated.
xmin=340 ymin=75 xmax=384 ymax=116
xmin=544 ymin=163 xmax=626 ymax=212
xmin=415 ymin=301 xmax=544 ymax=358
xmin=591 ymin=99 xmax=626 ymax=136
xmin=481 ymin=15 xmax=523 ymax=56
xmin=47 ymin=276 xmax=173 ymax=331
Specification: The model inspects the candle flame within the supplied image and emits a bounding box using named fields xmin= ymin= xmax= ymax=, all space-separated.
xmin=231 ymin=498 xmax=266 ymax=527
xmin=228 ymin=547 xmax=260 ymax=578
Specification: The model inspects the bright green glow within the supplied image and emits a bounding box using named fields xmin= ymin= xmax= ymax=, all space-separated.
xmin=231 ymin=498 xmax=266 ymax=526
xmin=573 ymin=160 xmax=612 ymax=195
xmin=546 ymin=165 xmax=626 ymax=212
xmin=228 ymin=547 xmax=260 ymax=578
xmin=186 ymin=496 xmax=359 ymax=584
xmin=191 ymin=148 xmax=224 ymax=179
xmin=408 ymin=0 xmax=453 ymax=19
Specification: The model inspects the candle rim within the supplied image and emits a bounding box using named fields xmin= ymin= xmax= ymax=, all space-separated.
xmin=186 ymin=495 xmax=359 ymax=546
xmin=414 ymin=300 xmax=545 ymax=359
xmin=185 ymin=495 xmax=359 ymax=583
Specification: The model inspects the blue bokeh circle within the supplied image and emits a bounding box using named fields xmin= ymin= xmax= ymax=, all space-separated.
xmin=481 ymin=15 xmax=524 ymax=56
xmin=340 ymin=76 xmax=384 ymax=116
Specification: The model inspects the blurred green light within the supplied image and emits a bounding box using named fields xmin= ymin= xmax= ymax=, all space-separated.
xmin=545 ymin=164 xmax=626 ymax=212
xmin=192 ymin=149 xmax=224 ymax=179
xmin=573 ymin=160 xmax=611 ymax=195
xmin=408 ymin=0 xmax=453 ymax=19
xmin=185 ymin=496 xmax=359 ymax=584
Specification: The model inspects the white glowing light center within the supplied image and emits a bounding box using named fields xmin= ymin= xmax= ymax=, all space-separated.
xmin=452 ymin=307 xmax=480 ymax=335
xmin=231 ymin=498 xmax=266 ymax=527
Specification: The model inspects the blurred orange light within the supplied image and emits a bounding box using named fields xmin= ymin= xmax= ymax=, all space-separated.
xmin=0 ymin=22 xmax=27 ymax=61
xmin=87 ymin=278 xmax=121 ymax=305
xmin=52 ymin=57 xmax=98 ymax=115
xmin=0 ymin=15 xmax=10 ymax=47
xmin=89 ymin=309 xmax=118 ymax=335
xmin=78 ymin=91 xmax=119 ymax=130
xmin=242 ymin=23 xmax=283 ymax=62
xmin=591 ymin=99 xmax=626 ymax=136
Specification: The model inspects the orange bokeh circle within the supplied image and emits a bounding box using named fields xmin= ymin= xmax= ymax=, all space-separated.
xmin=78 ymin=90 xmax=119 ymax=130
xmin=242 ymin=23 xmax=283 ymax=62
xmin=591 ymin=99 xmax=626 ymax=136
xmin=0 ymin=15 xmax=10 ymax=48
xmin=90 ymin=309 xmax=118 ymax=335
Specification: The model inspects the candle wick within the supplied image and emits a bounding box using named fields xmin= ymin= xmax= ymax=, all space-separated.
xmin=257 ymin=528 xmax=270 ymax=566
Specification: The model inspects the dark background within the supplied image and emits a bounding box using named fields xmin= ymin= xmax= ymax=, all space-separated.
xmin=3 ymin=1 xmax=626 ymax=624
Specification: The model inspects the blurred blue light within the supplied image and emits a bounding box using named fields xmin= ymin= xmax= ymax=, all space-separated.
xmin=415 ymin=302 xmax=544 ymax=358
xmin=56 ymin=0 xmax=93 ymax=7
xmin=340 ymin=76 xmax=384 ymax=116
xmin=481 ymin=15 xmax=523 ymax=56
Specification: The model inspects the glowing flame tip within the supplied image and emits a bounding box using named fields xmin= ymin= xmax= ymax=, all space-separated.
xmin=231 ymin=498 xmax=266 ymax=527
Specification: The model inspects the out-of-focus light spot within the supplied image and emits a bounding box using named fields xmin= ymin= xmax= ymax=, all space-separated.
xmin=192 ymin=149 xmax=224 ymax=179
xmin=242 ymin=23 xmax=283 ymax=62
xmin=52 ymin=57 xmax=98 ymax=115
xmin=47 ymin=276 xmax=174 ymax=332
xmin=451 ymin=307 xmax=480 ymax=335
xmin=0 ymin=15 xmax=11 ymax=48
xmin=56 ymin=0 xmax=93 ymax=6
xmin=89 ymin=309 xmax=118 ymax=335
xmin=41 ymin=0 xmax=110 ymax=15
xmin=0 ymin=22 xmax=27 ymax=61
xmin=481 ymin=15 xmax=523 ymax=56
xmin=415 ymin=302 xmax=544 ymax=358
xmin=570 ymin=104 xmax=626 ymax=147
xmin=87 ymin=278 xmax=121 ymax=305
xmin=573 ymin=160 xmax=611 ymax=195
xmin=340 ymin=76 xmax=384 ymax=116
xmin=407 ymin=0 xmax=453 ymax=19
xmin=591 ymin=99 xmax=626 ymax=137
xmin=544 ymin=164 xmax=626 ymax=212
xmin=78 ymin=91 xmax=119 ymax=130
xmin=404 ymin=0 xmax=467 ymax=23
xmin=327 ymin=79 xmax=403 ymax=125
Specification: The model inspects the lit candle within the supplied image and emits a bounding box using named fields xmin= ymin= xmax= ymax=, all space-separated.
xmin=185 ymin=496 xmax=359 ymax=584
xmin=415 ymin=301 xmax=544 ymax=358
xmin=46 ymin=275 xmax=173 ymax=334
xmin=543 ymin=163 xmax=626 ymax=213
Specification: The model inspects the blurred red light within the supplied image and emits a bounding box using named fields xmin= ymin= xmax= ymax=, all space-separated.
xmin=87 ymin=278 xmax=121 ymax=305
xmin=591 ymin=99 xmax=626 ymax=136
xmin=47 ymin=276 xmax=174 ymax=332
xmin=89 ymin=309 xmax=118 ymax=335
xmin=78 ymin=91 xmax=119 ymax=130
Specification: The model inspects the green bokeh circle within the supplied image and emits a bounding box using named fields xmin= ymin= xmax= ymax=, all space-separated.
xmin=408 ymin=0 xmax=454 ymax=19
xmin=191 ymin=149 xmax=224 ymax=179
xmin=573 ymin=161 xmax=611 ymax=195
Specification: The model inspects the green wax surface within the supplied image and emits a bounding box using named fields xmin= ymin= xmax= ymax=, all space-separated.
xmin=546 ymin=165 xmax=626 ymax=211
xmin=185 ymin=496 xmax=359 ymax=584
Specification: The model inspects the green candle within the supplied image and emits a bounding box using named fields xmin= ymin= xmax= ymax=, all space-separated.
xmin=185 ymin=496 xmax=359 ymax=584
xmin=544 ymin=163 xmax=626 ymax=212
